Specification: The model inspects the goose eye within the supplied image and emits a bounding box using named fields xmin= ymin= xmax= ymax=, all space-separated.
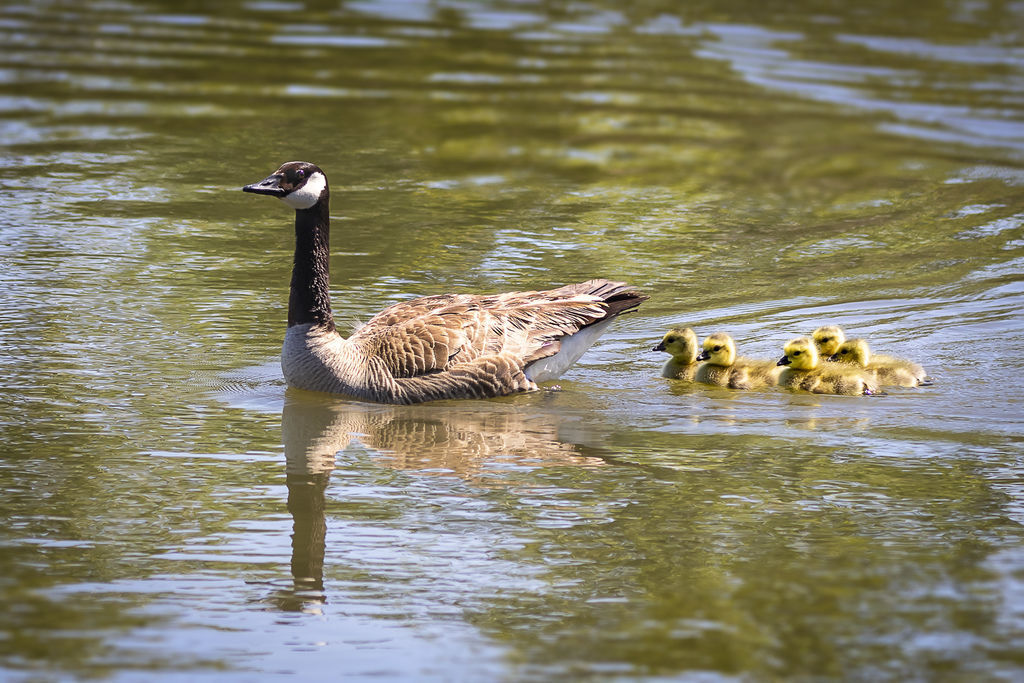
xmin=296 ymin=169 xmax=305 ymax=179
xmin=712 ymin=345 xmax=722 ymax=352
xmin=793 ymin=350 xmax=802 ymax=356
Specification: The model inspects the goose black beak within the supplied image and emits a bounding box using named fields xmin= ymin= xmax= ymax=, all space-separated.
xmin=652 ymin=342 xmax=666 ymax=352
xmin=243 ymin=173 xmax=287 ymax=197
xmin=696 ymin=350 xmax=710 ymax=361
xmin=828 ymin=354 xmax=839 ymax=362
xmin=777 ymin=355 xmax=791 ymax=366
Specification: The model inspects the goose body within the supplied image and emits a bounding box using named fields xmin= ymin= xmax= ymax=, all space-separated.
xmin=777 ymin=337 xmax=879 ymax=396
xmin=243 ymin=161 xmax=647 ymax=404
xmin=694 ymin=332 xmax=781 ymax=390
xmin=653 ymin=327 xmax=699 ymax=380
xmin=829 ymin=338 xmax=929 ymax=387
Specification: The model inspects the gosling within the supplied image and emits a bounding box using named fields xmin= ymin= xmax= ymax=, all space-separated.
xmin=777 ymin=336 xmax=880 ymax=395
xmin=812 ymin=325 xmax=846 ymax=359
xmin=694 ymin=332 xmax=782 ymax=390
xmin=653 ymin=327 xmax=700 ymax=380
xmin=829 ymin=338 xmax=930 ymax=387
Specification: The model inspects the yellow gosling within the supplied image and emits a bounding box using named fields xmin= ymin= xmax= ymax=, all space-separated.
xmin=694 ymin=332 xmax=782 ymax=390
xmin=777 ymin=336 xmax=880 ymax=396
xmin=812 ymin=325 xmax=846 ymax=358
xmin=829 ymin=338 xmax=929 ymax=387
xmin=653 ymin=327 xmax=700 ymax=380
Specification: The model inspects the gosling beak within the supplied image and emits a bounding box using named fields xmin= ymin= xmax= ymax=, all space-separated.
xmin=828 ymin=353 xmax=839 ymax=362
xmin=652 ymin=342 xmax=666 ymax=352
xmin=242 ymin=172 xmax=287 ymax=197
xmin=777 ymin=355 xmax=791 ymax=366
xmin=696 ymin=350 xmax=710 ymax=361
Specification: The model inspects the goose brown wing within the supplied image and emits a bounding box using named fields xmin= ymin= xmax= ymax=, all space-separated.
xmin=349 ymin=282 xmax=641 ymax=380
xmin=349 ymin=297 xmax=480 ymax=378
xmin=351 ymin=297 xmax=600 ymax=379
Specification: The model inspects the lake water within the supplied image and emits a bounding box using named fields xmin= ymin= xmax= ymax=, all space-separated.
xmin=1 ymin=0 xmax=1023 ymax=680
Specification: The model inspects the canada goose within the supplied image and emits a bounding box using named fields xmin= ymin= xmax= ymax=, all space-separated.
xmin=694 ymin=332 xmax=781 ymax=389
xmin=242 ymin=161 xmax=647 ymax=404
xmin=812 ymin=325 xmax=845 ymax=358
xmin=777 ymin=337 xmax=879 ymax=395
xmin=829 ymin=338 xmax=929 ymax=387
xmin=653 ymin=327 xmax=699 ymax=380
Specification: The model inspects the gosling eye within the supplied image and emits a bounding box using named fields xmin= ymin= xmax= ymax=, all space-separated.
xmin=821 ymin=337 xmax=831 ymax=343
xmin=712 ymin=345 xmax=722 ymax=352
xmin=793 ymin=350 xmax=802 ymax=356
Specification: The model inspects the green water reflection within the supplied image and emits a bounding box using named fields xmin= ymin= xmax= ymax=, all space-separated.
xmin=0 ymin=0 xmax=1022 ymax=679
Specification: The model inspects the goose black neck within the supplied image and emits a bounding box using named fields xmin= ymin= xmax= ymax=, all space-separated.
xmin=289 ymin=198 xmax=334 ymax=329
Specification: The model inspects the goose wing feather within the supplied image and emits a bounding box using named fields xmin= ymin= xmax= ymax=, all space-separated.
xmin=349 ymin=280 xmax=639 ymax=381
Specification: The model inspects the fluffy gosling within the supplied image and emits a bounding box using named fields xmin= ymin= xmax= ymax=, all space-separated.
xmin=653 ymin=327 xmax=700 ymax=380
xmin=812 ymin=325 xmax=846 ymax=358
xmin=829 ymin=338 xmax=930 ymax=387
xmin=777 ymin=336 xmax=880 ymax=395
xmin=695 ymin=332 xmax=781 ymax=390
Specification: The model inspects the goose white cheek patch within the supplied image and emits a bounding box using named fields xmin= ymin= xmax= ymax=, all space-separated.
xmin=282 ymin=172 xmax=327 ymax=209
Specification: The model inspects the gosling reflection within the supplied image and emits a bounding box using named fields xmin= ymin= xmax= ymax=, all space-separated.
xmin=277 ymin=389 xmax=604 ymax=610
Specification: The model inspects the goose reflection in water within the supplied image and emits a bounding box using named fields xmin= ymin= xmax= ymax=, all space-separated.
xmin=276 ymin=389 xmax=606 ymax=611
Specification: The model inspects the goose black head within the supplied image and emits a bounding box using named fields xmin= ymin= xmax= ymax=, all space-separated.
xmin=243 ymin=161 xmax=328 ymax=210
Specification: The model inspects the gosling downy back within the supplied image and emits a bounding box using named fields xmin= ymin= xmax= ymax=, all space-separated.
xmin=830 ymin=338 xmax=929 ymax=387
xmin=694 ymin=332 xmax=780 ymax=390
xmin=653 ymin=327 xmax=700 ymax=380
xmin=777 ymin=336 xmax=879 ymax=396
xmin=243 ymin=160 xmax=648 ymax=404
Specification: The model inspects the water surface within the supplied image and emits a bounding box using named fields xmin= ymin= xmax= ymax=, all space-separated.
xmin=1 ymin=0 xmax=1023 ymax=680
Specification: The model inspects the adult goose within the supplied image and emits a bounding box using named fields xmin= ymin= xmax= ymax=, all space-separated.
xmin=242 ymin=161 xmax=647 ymax=404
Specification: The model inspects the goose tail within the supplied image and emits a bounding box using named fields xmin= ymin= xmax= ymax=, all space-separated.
xmin=523 ymin=279 xmax=648 ymax=383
